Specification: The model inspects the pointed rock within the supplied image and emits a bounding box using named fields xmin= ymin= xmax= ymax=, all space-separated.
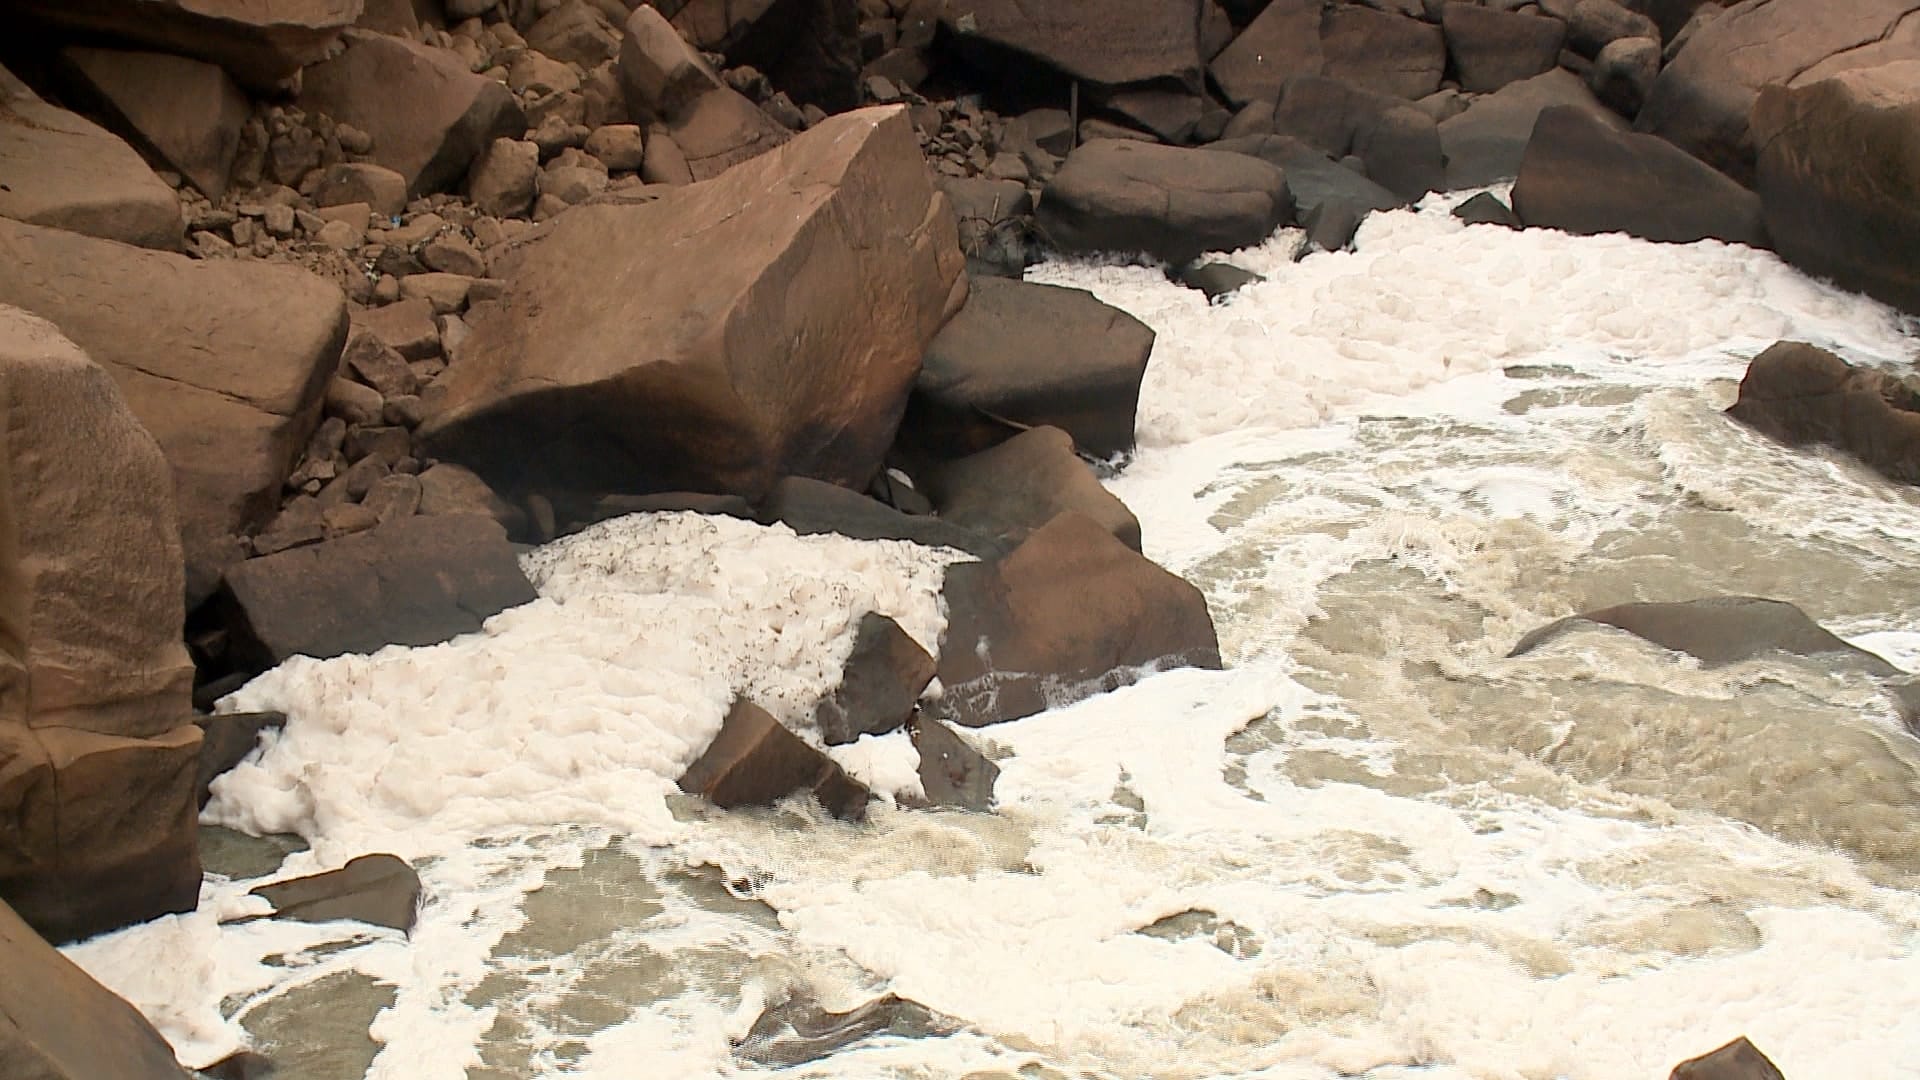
xmin=251 ymin=853 xmax=422 ymax=934
xmin=1670 ymin=1036 xmax=1787 ymax=1080
xmin=813 ymin=613 xmax=935 ymax=746
xmin=679 ymin=699 xmax=871 ymax=820
xmin=0 ymin=66 xmax=183 ymax=250
xmin=911 ymin=715 xmax=999 ymax=811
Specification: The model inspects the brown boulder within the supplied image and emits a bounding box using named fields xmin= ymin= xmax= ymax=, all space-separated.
xmin=250 ymin=853 xmax=422 ymax=934
xmin=1208 ymin=0 xmax=1324 ymax=108
xmin=0 ymin=896 xmax=190 ymax=1078
xmin=1439 ymin=68 xmax=1623 ymax=189
xmin=1724 ymin=340 xmax=1920 ymax=485
xmin=300 ymin=29 xmax=527 ymax=198
xmin=1320 ymin=5 xmax=1447 ymax=100
xmin=812 ymin=613 xmax=936 ymax=746
xmin=903 ymin=276 xmax=1153 ymax=462
xmin=678 ymin=698 xmax=871 ymax=820
xmin=1269 ymin=74 xmax=1444 ymax=202
xmin=1510 ymin=595 xmax=1904 ymax=673
xmin=0 ymin=67 xmax=184 ymax=250
xmin=1440 ymin=2 xmax=1567 ymax=94
xmin=420 ymin=106 xmax=962 ymax=507
xmin=935 ymin=512 xmax=1222 ymax=728
xmin=1670 ymin=1036 xmax=1788 ymax=1080
xmin=219 ymin=513 xmax=538 ymax=669
xmin=9 ymin=0 xmax=359 ymax=91
xmin=923 ymin=426 xmax=1143 ymax=551
xmin=616 ymin=5 xmax=792 ymax=181
xmin=937 ymin=0 xmax=1206 ymax=90
xmin=1036 ymin=139 xmax=1292 ymax=266
xmin=757 ymin=477 xmax=999 ymax=557
xmin=658 ymin=0 xmax=863 ymax=111
xmin=0 ymin=217 xmax=349 ymax=606
xmin=56 ymin=48 xmax=250 ymax=201
xmin=0 ymin=306 xmax=204 ymax=943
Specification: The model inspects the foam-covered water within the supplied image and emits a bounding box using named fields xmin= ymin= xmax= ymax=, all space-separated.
xmin=67 ymin=195 xmax=1920 ymax=1078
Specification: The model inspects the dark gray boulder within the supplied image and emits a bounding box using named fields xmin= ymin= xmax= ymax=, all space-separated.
xmin=923 ymin=426 xmax=1143 ymax=551
xmin=1669 ymin=1036 xmax=1789 ymax=1080
xmin=250 ymin=853 xmax=422 ymax=934
xmin=911 ymin=715 xmax=1000 ymax=811
xmin=812 ymin=614 xmax=936 ymax=746
xmin=1439 ymin=68 xmax=1623 ymax=189
xmin=757 ymin=477 xmax=1001 ymax=557
xmin=1725 ymin=340 xmax=1920 ymax=485
xmin=1319 ymin=5 xmax=1447 ymax=99
xmin=1270 ymin=75 xmax=1445 ymax=202
xmin=678 ymin=699 xmax=870 ymax=820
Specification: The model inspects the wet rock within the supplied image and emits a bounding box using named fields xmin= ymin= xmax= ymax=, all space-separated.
xmin=1173 ymin=261 xmax=1264 ymax=300
xmin=911 ymin=714 xmax=999 ymax=811
xmin=56 ymin=47 xmax=250 ymax=202
xmin=9 ymin=0 xmax=359 ymax=91
xmin=251 ymin=853 xmax=422 ymax=934
xmin=1439 ymin=68 xmax=1623 ymax=188
xmin=924 ymin=426 xmax=1142 ymax=551
xmin=1212 ymin=133 xmax=1405 ymax=226
xmin=1440 ymin=2 xmax=1567 ymax=93
xmin=903 ymin=276 xmax=1153 ymax=462
xmin=1320 ymin=5 xmax=1448 ymax=99
xmin=679 ymin=698 xmax=871 ymax=820
xmin=1209 ymin=0 xmax=1324 ymax=107
xmin=813 ymin=613 xmax=936 ymax=745
xmin=0 ymin=896 xmax=190 ymax=1079
xmin=0 ymin=67 xmax=184 ymax=250
xmin=1669 ymin=1036 xmax=1788 ymax=1080
xmin=1588 ymin=35 xmax=1662 ymax=116
xmin=315 ymin=162 xmax=409 ymax=218
xmin=1037 ymin=140 xmax=1291 ymax=266
xmin=420 ymin=107 xmax=962 ymax=507
xmin=1269 ymin=74 xmax=1445 ymax=202
xmin=219 ymin=513 xmax=538 ymax=668
xmin=1725 ymin=340 xmax=1920 ymax=485
xmin=1509 ymin=595 xmax=1904 ymax=675
xmin=737 ymin=992 xmax=951 ymax=1066
xmin=758 ymin=477 xmax=999 ymax=556
xmin=935 ymin=512 xmax=1222 ymax=728
xmin=617 ymin=5 xmax=792 ymax=180
xmin=1511 ymin=104 xmax=1767 ymax=247
xmin=193 ymin=711 xmax=285 ymax=809
xmin=1452 ymin=191 xmax=1523 ymax=228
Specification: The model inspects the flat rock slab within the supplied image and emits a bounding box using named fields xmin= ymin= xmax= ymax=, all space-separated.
xmin=936 ymin=512 xmax=1221 ymax=728
xmin=937 ymin=0 xmax=1205 ymax=90
xmin=1037 ymin=139 xmax=1291 ymax=266
xmin=251 ymin=853 xmax=422 ymax=934
xmin=679 ymin=699 xmax=870 ymax=820
xmin=1509 ymin=595 xmax=1903 ymax=675
xmin=1725 ymin=339 xmax=1920 ymax=485
xmin=0 ymin=73 xmax=183 ymax=250
xmin=220 ymin=513 xmax=538 ymax=669
xmin=813 ymin=613 xmax=935 ymax=746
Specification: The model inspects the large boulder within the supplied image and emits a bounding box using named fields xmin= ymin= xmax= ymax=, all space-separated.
xmin=1635 ymin=0 xmax=1920 ymax=185
xmin=1036 ymin=139 xmax=1291 ymax=265
xmin=1207 ymin=0 xmax=1324 ymax=107
xmin=1440 ymin=2 xmax=1568 ymax=94
xmin=55 ymin=48 xmax=250 ymax=201
xmin=1212 ymin=132 xmax=1404 ymax=225
xmin=935 ymin=512 xmax=1221 ymax=728
xmin=1319 ymin=5 xmax=1447 ymax=100
xmin=1724 ymin=340 xmax=1920 ymax=485
xmin=219 ymin=513 xmax=538 ymax=669
xmin=1511 ymin=104 xmax=1768 ymax=246
xmin=1509 ymin=594 xmax=1903 ymax=673
xmin=1439 ymin=69 xmax=1624 ymax=189
xmin=0 ymin=65 xmax=183 ymax=250
xmin=8 ymin=0 xmax=360 ymax=91
xmin=922 ymin=425 xmax=1144 ymax=551
xmin=656 ymin=0 xmax=862 ymax=111
xmin=678 ymin=698 xmax=871 ymax=820
xmin=420 ymin=106 xmax=964 ymax=506
xmin=0 ymin=306 xmax=203 ymax=944
xmin=1752 ymin=62 xmax=1920 ymax=316
xmin=0 ymin=217 xmax=349 ymax=606
xmin=902 ymin=276 xmax=1154 ymax=462
xmin=1268 ymin=74 xmax=1444 ymax=202
xmin=617 ymin=5 xmax=792 ymax=181
xmin=300 ymin=29 xmax=527 ymax=197
xmin=0 ymin=897 xmax=189 ymax=1078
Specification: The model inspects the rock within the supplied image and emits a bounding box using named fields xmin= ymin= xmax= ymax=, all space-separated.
xmin=1567 ymin=0 xmax=1660 ymax=56
xmin=1452 ymin=190 xmax=1523 ymax=227
xmin=0 ymin=218 xmax=347 ymax=606
xmin=0 ymin=306 xmax=204 ymax=943
xmin=1209 ymin=0 xmax=1324 ymax=107
xmin=1752 ymin=62 xmax=1920 ymax=317
xmin=1320 ymin=5 xmax=1447 ymax=99
xmin=617 ymin=6 xmax=793 ymax=181
xmin=9 ymin=0 xmax=359 ymax=91
xmin=420 ymin=234 xmax=487 ymax=278
xmin=56 ymin=48 xmax=250 ymax=201
xmin=911 ymin=715 xmax=999 ymax=811
xmin=193 ymin=711 xmax=284 ymax=809
xmin=250 ymin=853 xmax=421 ymax=933
xmin=937 ymin=0 xmax=1207 ymax=110
xmin=421 ymin=107 xmax=962 ymax=507
xmin=1440 ymin=2 xmax=1567 ymax=93
xmin=1510 ymin=594 xmax=1902 ymax=674
xmin=0 ymin=69 xmax=184 ymax=250
xmin=903 ymin=276 xmax=1152 ymax=464
xmin=1173 ymin=261 xmax=1264 ymax=299
xmin=1670 ymin=1036 xmax=1788 ymax=1080
xmin=737 ymin=991 xmax=951 ymax=1067
xmin=1636 ymin=0 xmax=1920 ymax=185
xmin=1511 ymin=104 xmax=1767 ymax=246
xmin=1036 ymin=140 xmax=1291 ymax=266
xmin=343 ymin=331 xmax=420 ymax=399
xmin=758 ymin=477 xmax=1000 ymax=556
xmin=660 ymin=0 xmax=864 ymax=112
xmin=678 ymin=698 xmax=871 ymax=820
xmin=527 ymin=0 xmax=622 ymax=66
xmin=300 ymin=29 xmax=528 ymax=198
xmin=1439 ymin=68 xmax=1624 ymax=188
xmin=1725 ymin=340 xmax=1920 ymax=485
xmin=219 ymin=513 xmax=538 ymax=669
xmin=509 ymin=52 xmax=580 ymax=98
xmin=924 ymin=426 xmax=1143 ymax=551
xmin=354 ymin=297 xmax=442 ymax=360
xmin=935 ymin=512 xmax=1222 ymax=728
xmin=939 ymin=176 xmax=1032 ymax=277
xmin=1213 ymin=133 xmax=1405 ymax=230
xmin=1588 ymin=35 xmax=1662 ymax=116
xmin=1269 ymin=74 xmax=1445 ymax=202
xmin=397 ymin=272 xmax=474 ymax=313
xmin=0 ymin=896 xmax=191 ymax=1079
xmin=466 ymin=137 xmax=542 ymax=218
xmin=417 ymin=462 xmax=526 ymax=532
xmin=812 ymin=613 xmax=936 ymax=745
xmin=325 ymin=376 xmax=384 ymax=426
xmin=585 ymin=123 xmax=647 ymax=170
xmin=315 ymin=163 xmax=410 ymax=218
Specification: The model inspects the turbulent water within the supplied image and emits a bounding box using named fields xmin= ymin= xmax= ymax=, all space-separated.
xmin=68 ymin=191 xmax=1920 ymax=1079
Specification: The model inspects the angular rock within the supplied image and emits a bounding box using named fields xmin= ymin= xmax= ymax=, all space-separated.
xmin=903 ymin=276 xmax=1153 ymax=463
xmin=1320 ymin=5 xmax=1447 ymax=99
xmin=1588 ymin=35 xmax=1663 ymax=116
xmin=1636 ymin=0 xmax=1920 ymax=185
xmin=1172 ymin=261 xmax=1265 ymax=299
xmin=193 ymin=711 xmax=284 ymax=809
xmin=315 ymin=163 xmax=409 ymax=218
xmin=219 ymin=513 xmax=538 ymax=669
xmin=421 ymin=107 xmax=963 ymax=507
xmin=57 ymin=48 xmax=250 ymax=201
xmin=300 ymin=30 xmax=528 ymax=198
xmin=250 ymin=854 xmax=422 ymax=934
xmin=355 ymin=298 xmax=442 ymax=361
xmin=527 ymin=0 xmax=622 ymax=66
xmin=758 ymin=477 xmax=1000 ymax=557
xmin=1440 ymin=2 xmax=1567 ymax=94
xmin=585 ymin=123 xmax=647 ymax=170
xmin=0 ymin=896 xmax=190 ymax=1079
xmin=466 ymin=138 xmax=541 ymax=218
xmin=1212 ymin=133 xmax=1404 ymax=224
xmin=1511 ymin=104 xmax=1767 ymax=246
xmin=935 ymin=512 xmax=1222 ymax=728
xmin=911 ymin=715 xmax=999 ymax=812
xmin=940 ymin=176 xmax=1033 ymax=277
xmin=616 ymin=5 xmax=792 ymax=181
xmin=1752 ymin=62 xmax=1920 ymax=317
xmin=1453 ymin=191 xmax=1523 ymax=227
xmin=1725 ymin=340 xmax=1920 ymax=486
xmin=1510 ymin=594 xmax=1903 ymax=674
xmin=1439 ymin=68 xmax=1623 ymax=188
xmin=737 ymin=992 xmax=950 ymax=1067
xmin=1036 ymin=140 xmax=1291 ymax=266
xmin=1567 ymin=0 xmax=1660 ymax=57
xmin=1670 ymin=1036 xmax=1788 ymax=1080
xmin=678 ymin=698 xmax=871 ymax=820
xmin=937 ymin=0 xmax=1207 ymax=94
xmin=0 ymin=70 xmax=183 ymax=251
xmin=9 ymin=0 xmax=360 ymax=90
xmin=0 ymin=219 xmax=348 ymax=604
xmin=1208 ymin=0 xmax=1324 ymax=107
xmin=924 ymin=426 xmax=1143 ymax=551
xmin=1639 ymin=0 xmax=1723 ymax=41
xmin=1270 ymin=74 xmax=1444 ymax=202
xmin=659 ymin=0 xmax=864 ymax=112
xmin=812 ymin=613 xmax=936 ymax=745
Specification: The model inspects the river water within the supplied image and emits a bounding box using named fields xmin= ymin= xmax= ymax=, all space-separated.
xmin=68 ymin=191 xmax=1920 ymax=1079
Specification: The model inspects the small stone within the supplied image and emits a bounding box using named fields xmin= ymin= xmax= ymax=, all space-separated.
xmin=764 ymin=91 xmax=806 ymax=131
xmin=438 ymin=313 xmax=473 ymax=356
xmin=467 ymin=138 xmax=540 ymax=218
xmin=355 ymin=297 xmax=441 ymax=360
xmin=464 ymin=278 xmax=508 ymax=306
xmin=343 ymin=329 xmax=421 ymax=398
xmin=315 ymin=219 xmax=362 ymax=249
xmin=343 ymin=455 xmax=392 ymax=499
xmin=866 ymin=75 xmax=902 ymax=104
xmin=345 ymin=425 xmax=412 ymax=466
xmin=189 ymin=231 xmax=234 ymax=259
xmin=231 ymin=217 xmax=257 ymax=246
xmin=373 ymin=274 xmax=402 ymax=304
xmin=336 ymin=122 xmax=374 ymax=155
xmin=261 ymin=203 xmax=297 ymax=238
xmin=315 ymin=162 xmax=409 ymax=217
xmin=421 ymin=234 xmax=488 ymax=277
xmin=539 ymin=163 xmax=607 ymax=204
xmin=398 ymin=273 xmax=474 ymax=314
xmin=529 ymin=114 xmax=591 ymax=157
xmin=531 ymin=192 xmax=570 ymax=221
xmin=383 ymin=394 xmax=428 ymax=427
xmin=584 ymin=124 xmax=646 ymax=171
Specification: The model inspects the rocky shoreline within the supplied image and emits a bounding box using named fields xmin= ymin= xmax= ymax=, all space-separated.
xmin=2 ymin=0 xmax=1916 ymax=1076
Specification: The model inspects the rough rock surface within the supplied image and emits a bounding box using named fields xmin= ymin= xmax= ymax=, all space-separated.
xmin=56 ymin=48 xmax=251 ymax=202
xmin=923 ymin=426 xmax=1144 ymax=551
xmin=1510 ymin=595 xmax=1903 ymax=673
xmin=1036 ymin=140 xmax=1291 ymax=266
xmin=1319 ymin=5 xmax=1448 ymax=100
xmin=250 ymin=854 xmax=422 ymax=934
xmin=658 ymin=0 xmax=863 ymax=111
xmin=911 ymin=714 xmax=999 ymax=811
xmin=935 ymin=512 xmax=1222 ymax=728
xmin=1441 ymin=3 xmax=1568 ymax=93
xmin=1209 ymin=0 xmax=1324 ymax=107
xmin=9 ymin=0 xmax=361 ymax=90
xmin=678 ymin=698 xmax=870 ymax=819
xmin=1439 ymin=69 xmax=1624 ymax=189
xmin=812 ymin=613 xmax=936 ymax=746
xmin=0 ymin=69 xmax=184 ymax=250
xmin=0 ymin=217 xmax=349 ymax=605
xmin=1669 ymin=1036 xmax=1789 ymax=1080
xmin=617 ymin=5 xmax=793 ymax=181
xmin=421 ymin=107 xmax=963 ymax=506
xmin=1725 ymin=340 xmax=1920 ymax=485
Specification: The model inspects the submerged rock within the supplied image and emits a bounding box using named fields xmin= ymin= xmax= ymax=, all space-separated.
xmin=1726 ymin=340 xmax=1920 ymax=485
xmin=250 ymin=853 xmax=422 ymax=934
xmin=911 ymin=714 xmax=1000 ymax=811
xmin=679 ymin=699 xmax=871 ymax=820
xmin=736 ymin=992 xmax=953 ymax=1067
xmin=1670 ymin=1036 xmax=1788 ymax=1080
xmin=1509 ymin=596 xmax=1902 ymax=675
